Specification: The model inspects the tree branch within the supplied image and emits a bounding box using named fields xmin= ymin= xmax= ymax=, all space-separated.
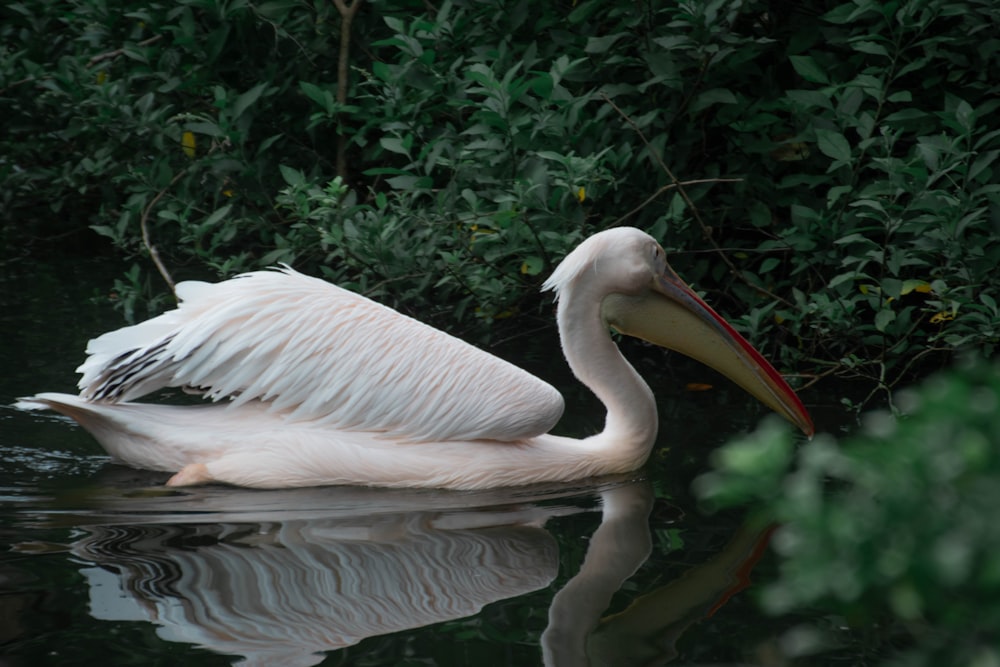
xmin=139 ymin=169 xmax=188 ymax=296
xmin=612 ymin=178 xmax=742 ymax=227
xmin=87 ymin=35 xmax=164 ymax=67
xmin=332 ymin=0 xmax=364 ymax=180
xmin=600 ymin=91 xmax=792 ymax=308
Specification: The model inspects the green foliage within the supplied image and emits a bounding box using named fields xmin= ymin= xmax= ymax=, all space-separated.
xmin=694 ymin=360 xmax=1000 ymax=666
xmin=1 ymin=0 xmax=343 ymax=311
xmin=741 ymin=0 xmax=1000 ymax=400
xmin=2 ymin=0 xmax=999 ymax=384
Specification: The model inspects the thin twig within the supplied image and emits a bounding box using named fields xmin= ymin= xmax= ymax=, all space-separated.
xmin=600 ymin=91 xmax=793 ymax=308
xmin=792 ymin=363 xmax=846 ymax=391
xmin=140 ymin=168 xmax=188 ymax=295
xmin=489 ymin=322 xmax=556 ymax=349
xmin=87 ymin=35 xmax=164 ymax=67
xmin=612 ymin=178 xmax=742 ymax=226
xmin=0 ymin=76 xmax=39 ymax=95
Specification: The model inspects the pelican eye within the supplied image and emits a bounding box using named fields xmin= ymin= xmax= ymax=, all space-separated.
xmin=652 ymin=243 xmax=665 ymax=267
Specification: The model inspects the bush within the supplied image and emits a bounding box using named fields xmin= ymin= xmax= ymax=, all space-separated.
xmin=3 ymin=0 xmax=999 ymax=392
xmin=694 ymin=359 xmax=1000 ymax=666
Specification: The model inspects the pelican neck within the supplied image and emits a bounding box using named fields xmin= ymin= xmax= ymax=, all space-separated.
xmin=555 ymin=285 xmax=659 ymax=453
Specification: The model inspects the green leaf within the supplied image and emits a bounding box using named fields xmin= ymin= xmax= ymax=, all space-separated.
xmin=955 ymin=99 xmax=975 ymax=132
xmin=827 ymin=185 xmax=853 ymax=207
xmin=815 ymin=129 xmax=852 ymax=162
xmin=202 ymin=204 xmax=232 ymax=228
xmin=383 ymin=16 xmax=405 ymax=33
xmin=786 ymin=90 xmax=833 ymax=111
xmin=530 ymin=73 xmax=553 ymax=98
xmin=875 ymin=308 xmax=896 ymax=332
xmin=568 ymin=0 xmax=603 ymax=24
xmin=850 ymin=40 xmax=888 ymax=57
xmin=760 ymin=257 xmax=781 ymax=274
xmin=380 ymin=135 xmax=412 ymax=157
xmin=256 ymin=1 xmax=300 ymax=19
xmin=185 ymin=121 xmax=226 ymax=138
xmin=829 ymin=272 xmax=858 ymax=289
xmin=279 ymin=165 xmax=305 ymax=187
xmin=881 ymin=278 xmax=903 ymax=300
xmin=585 ymin=33 xmax=628 ymax=54
xmin=748 ymin=201 xmax=772 ymax=228
xmin=835 ymin=232 xmax=876 ymax=246
xmin=386 ymin=174 xmax=430 ymax=190
xmin=690 ymin=88 xmax=737 ymax=113
xmin=883 ymin=109 xmax=928 ymax=123
xmin=231 ymin=83 xmax=269 ymax=121
xmin=90 ymin=225 xmax=119 ymax=241
xmin=299 ymin=82 xmax=334 ymax=114
xmin=372 ymin=61 xmax=391 ymax=82
xmin=257 ymin=133 xmax=283 ymax=156
xmin=789 ymin=55 xmax=829 ymax=84
xmin=520 ymin=256 xmax=544 ymax=275
xmin=968 ymin=150 xmax=999 ymax=182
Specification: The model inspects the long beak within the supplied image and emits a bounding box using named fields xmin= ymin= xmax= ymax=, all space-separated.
xmin=601 ymin=267 xmax=814 ymax=436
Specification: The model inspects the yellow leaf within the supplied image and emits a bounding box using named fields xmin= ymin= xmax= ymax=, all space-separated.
xmin=769 ymin=134 xmax=811 ymax=161
xmin=774 ymin=313 xmax=785 ymax=324
xmin=222 ymin=189 xmax=235 ymax=198
xmin=96 ymin=71 xmax=108 ymax=85
xmin=181 ymin=131 xmax=196 ymax=159
xmin=901 ymin=280 xmax=933 ymax=296
xmin=930 ymin=311 xmax=955 ymax=324
xmin=577 ymin=187 xmax=586 ymax=203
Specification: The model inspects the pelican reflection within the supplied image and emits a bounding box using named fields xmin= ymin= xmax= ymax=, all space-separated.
xmin=56 ymin=474 xmax=771 ymax=665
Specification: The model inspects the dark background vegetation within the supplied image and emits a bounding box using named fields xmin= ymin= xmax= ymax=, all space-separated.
xmin=3 ymin=1 xmax=999 ymax=665
xmin=4 ymin=0 xmax=999 ymax=399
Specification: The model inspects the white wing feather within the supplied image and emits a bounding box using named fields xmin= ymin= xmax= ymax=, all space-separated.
xmin=77 ymin=268 xmax=564 ymax=442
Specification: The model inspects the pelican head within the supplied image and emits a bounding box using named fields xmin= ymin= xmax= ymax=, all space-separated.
xmin=544 ymin=227 xmax=813 ymax=436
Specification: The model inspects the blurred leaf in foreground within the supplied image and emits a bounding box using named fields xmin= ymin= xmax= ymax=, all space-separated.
xmin=694 ymin=359 xmax=1000 ymax=666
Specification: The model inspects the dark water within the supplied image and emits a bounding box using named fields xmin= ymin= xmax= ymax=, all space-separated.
xmin=0 ymin=258 xmax=838 ymax=666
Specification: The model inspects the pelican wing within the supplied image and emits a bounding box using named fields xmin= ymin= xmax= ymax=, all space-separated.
xmin=77 ymin=268 xmax=565 ymax=442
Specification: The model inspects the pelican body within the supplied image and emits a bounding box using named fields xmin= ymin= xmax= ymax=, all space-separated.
xmin=18 ymin=228 xmax=812 ymax=489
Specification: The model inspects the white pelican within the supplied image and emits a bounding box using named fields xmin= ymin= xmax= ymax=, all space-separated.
xmin=18 ymin=227 xmax=812 ymax=489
